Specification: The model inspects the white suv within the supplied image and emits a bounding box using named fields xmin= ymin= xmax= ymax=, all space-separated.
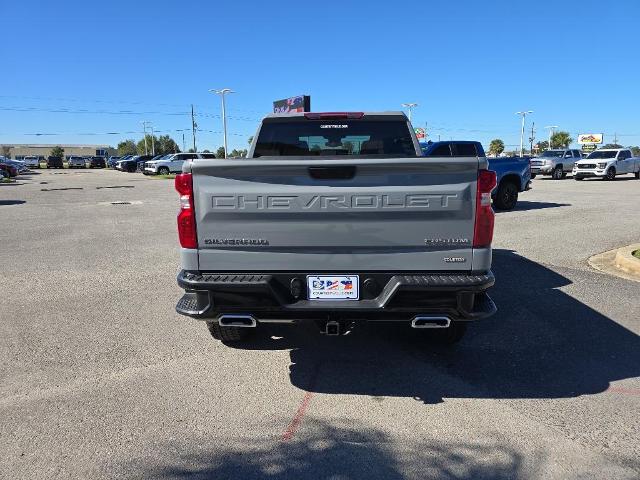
xmin=143 ymin=152 xmax=216 ymax=175
xmin=573 ymin=149 xmax=640 ymax=181
xmin=23 ymin=156 xmax=40 ymax=168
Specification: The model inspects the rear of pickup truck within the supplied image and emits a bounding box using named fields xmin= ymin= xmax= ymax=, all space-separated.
xmin=175 ymin=112 xmax=497 ymax=343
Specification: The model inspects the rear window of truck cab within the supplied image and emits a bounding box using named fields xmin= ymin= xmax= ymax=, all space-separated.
xmin=253 ymin=117 xmax=417 ymax=157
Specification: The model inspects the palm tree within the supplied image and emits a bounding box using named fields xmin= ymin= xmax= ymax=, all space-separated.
xmin=551 ymin=131 xmax=573 ymax=148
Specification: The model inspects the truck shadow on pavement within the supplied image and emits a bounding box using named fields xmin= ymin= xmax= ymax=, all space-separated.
xmin=495 ymin=201 xmax=570 ymax=212
xmin=140 ymin=419 xmax=529 ymax=480
xmin=231 ymin=249 xmax=640 ymax=403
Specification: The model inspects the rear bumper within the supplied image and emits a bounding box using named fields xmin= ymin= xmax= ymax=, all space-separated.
xmin=176 ymin=270 xmax=496 ymax=323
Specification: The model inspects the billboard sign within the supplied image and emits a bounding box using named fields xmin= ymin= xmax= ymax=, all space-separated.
xmin=273 ymin=95 xmax=311 ymax=113
xmin=414 ymin=127 xmax=426 ymax=140
xmin=578 ymin=133 xmax=603 ymax=144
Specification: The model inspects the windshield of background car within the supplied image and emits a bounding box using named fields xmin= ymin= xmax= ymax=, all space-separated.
xmin=587 ymin=151 xmax=617 ymax=159
xmin=541 ymin=150 xmax=564 ymax=157
xmin=254 ymin=119 xmax=417 ymax=157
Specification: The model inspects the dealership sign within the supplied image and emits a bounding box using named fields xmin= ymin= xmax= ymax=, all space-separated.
xmin=273 ymin=95 xmax=311 ymax=113
xmin=414 ymin=127 xmax=426 ymax=140
xmin=578 ymin=133 xmax=603 ymax=144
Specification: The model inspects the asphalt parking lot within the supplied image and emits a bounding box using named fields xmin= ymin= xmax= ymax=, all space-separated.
xmin=1 ymin=169 xmax=639 ymax=479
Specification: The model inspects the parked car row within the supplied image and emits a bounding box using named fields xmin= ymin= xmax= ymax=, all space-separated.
xmin=530 ymin=148 xmax=640 ymax=181
xmin=108 ymin=152 xmax=216 ymax=175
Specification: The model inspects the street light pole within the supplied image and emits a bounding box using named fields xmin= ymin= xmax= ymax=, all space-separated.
xmin=210 ymin=88 xmax=234 ymax=159
xmin=544 ymin=125 xmax=558 ymax=150
xmin=150 ymin=125 xmax=155 ymax=155
xmin=401 ymin=103 xmax=418 ymax=122
xmin=515 ymin=111 xmax=533 ymax=157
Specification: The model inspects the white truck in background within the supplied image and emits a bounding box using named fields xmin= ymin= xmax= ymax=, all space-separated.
xmin=573 ymin=148 xmax=640 ymax=180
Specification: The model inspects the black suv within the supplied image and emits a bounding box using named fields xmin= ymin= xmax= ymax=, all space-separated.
xmin=46 ymin=156 xmax=64 ymax=169
xmin=88 ymin=156 xmax=106 ymax=168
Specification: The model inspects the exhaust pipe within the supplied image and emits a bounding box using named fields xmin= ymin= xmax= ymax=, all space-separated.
xmin=411 ymin=316 xmax=451 ymax=329
xmin=218 ymin=314 xmax=257 ymax=328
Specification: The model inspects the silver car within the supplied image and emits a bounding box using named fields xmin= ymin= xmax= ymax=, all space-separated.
xmin=67 ymin=156 xmax=86 ymax=168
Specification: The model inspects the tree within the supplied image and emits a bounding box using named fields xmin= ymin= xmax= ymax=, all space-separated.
xmin=156 ymin=135 xmax=180 ymax=154
xmin=247 ymin=136 xmax=254 ymax=145
xmin=203 ymin=149 xmax=211 ymax=153
xmin=50 ymin=146 xmax=65 ymax=158
xmin=488 ymin=139 xmax=505 ymax=157
xmin=187 ymin=148 xmax=196 ymax=153
xmin=215 ymin=147 xmax=226 ymax=158
xmin=117 ymin=139 xmax=137 ymax=156
xmin=550 ymin=131 xmax=573 ymax=149
xmin=629 ymin=146 xmax=640 ymax=157
xmin=229 ymin=149 xmax=248 ymax=158
xmin=602 ymin=143 xmax=623 ymax=149
xmin=537 ymin=140 xmax=549 ymax=152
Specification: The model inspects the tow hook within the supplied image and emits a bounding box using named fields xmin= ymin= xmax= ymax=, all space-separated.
xmin=325 ymin=320 xmax=340 ymax=336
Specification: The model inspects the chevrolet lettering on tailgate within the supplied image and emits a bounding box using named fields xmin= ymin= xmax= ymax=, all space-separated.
xmin=211 ymin=193 xmax=459 ymax=211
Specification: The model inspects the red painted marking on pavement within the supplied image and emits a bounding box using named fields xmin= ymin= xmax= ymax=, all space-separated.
xmin=281 ymin=391 xmax=314 ymax=441
xmin=607 ymin=386 xmax=640 ymax=395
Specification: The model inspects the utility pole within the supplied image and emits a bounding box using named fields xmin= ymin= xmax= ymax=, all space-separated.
xmin=529 ymin=122 xmax=536 ymax=155
xmin=141 ymin=121 xmax=149 ymax=155
xmin=182 ymin=133 xmax=185 ymax=152
xmin=210 ymin=88 xmax=234 ymax=159
xmin=150 ymin=125 xmax=155 ymax=155
xmin=191 ymin=104 xmax=197 ymax=152
xmin=401 ymin=103 xmax=418 ymax=122
xmin=613 ymin=132 xmax=618 ymax=145
xmin=516 ymin=111 xmax=533 ymax=157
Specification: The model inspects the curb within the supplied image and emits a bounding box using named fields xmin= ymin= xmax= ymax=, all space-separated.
xmin=614 ymin=243 xmax=640 ymax=276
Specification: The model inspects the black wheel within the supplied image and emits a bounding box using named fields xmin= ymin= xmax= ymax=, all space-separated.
xmin=206 ymin=322 xmax=252 ymax=343
xmin=530 ymin=173 xmax=536 ymax=179
xmin=428 ymin=322 xmax=468 ymax=345
xmin=634 ymin=171 xmax=639 ymax=179
xmin=552 ymin=166 xmax=563 ymax=180
xmin=493 ymin=181 xmax=518 ymax=210
xmin=605 ymin=167 xmax=616 ymax=180
xmin=158 ymin=167 xmax=170 ymax=175
xmin=561 ymin=171 xmax=567 ymax=179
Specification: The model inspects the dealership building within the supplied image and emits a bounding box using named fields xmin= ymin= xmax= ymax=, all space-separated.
xmin=1 ymin=143 xmax=115 ymax=160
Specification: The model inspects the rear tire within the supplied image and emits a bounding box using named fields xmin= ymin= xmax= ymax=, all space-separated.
xmin=206 ymin=322 xmax=252 ymax=343
xmin=428 ymin=322 xmax=467 ymax=345
xmin=605 ymin=167 xmax=616 ymax=180
xmin=158 ymin=167 xmax=170 ymax=175
xmin=552 ymin=166 xmax=563 ymax=180
xmin=530 ymin=173 xmax=536 ymax=179
xmin=634 ymin=171 xmax=639 ymax=179
xmin=493 ymin=181 xmax=518 ymax=210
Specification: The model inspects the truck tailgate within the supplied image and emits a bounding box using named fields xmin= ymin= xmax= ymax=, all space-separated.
xmin=190 ymin=158 xmax=478 ymax=272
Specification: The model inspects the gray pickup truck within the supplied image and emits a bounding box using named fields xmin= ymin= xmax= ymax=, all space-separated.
xmin=174 ymin=112 xmax=497 ymax=345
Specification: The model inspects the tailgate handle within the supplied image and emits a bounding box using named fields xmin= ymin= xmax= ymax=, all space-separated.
xmin=308 ymin=166 xmax=356 ymax=180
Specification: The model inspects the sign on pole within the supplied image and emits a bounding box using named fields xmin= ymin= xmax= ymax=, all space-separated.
xmin=577 ymin=133 xmax=603 ymax=144
xmin=273 ymin=95 xmax=311 ymax=113
xmin=414 ymin=127 xmax=426 ymax=140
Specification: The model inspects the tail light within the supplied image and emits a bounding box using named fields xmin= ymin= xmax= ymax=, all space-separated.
xmin=175 ymin=173 xmax=197 ymax=248
xmin=473 ymin=169 xmax=497 ymax=248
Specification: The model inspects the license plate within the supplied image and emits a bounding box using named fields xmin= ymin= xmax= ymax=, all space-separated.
xmin=307 ymin=275 xmax=359 ymax=300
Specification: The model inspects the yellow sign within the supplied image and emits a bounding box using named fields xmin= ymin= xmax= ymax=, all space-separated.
xmin=578 ymin=133 xmax=603 ymax=144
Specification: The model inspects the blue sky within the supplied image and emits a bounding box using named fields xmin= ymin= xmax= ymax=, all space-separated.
xmin=1 ymin=0 xmax=639 ymax=152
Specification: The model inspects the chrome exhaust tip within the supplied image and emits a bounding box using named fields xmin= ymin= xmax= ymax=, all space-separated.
xmin=411 ymin=316 xmax=451 ymax=329
xmin=218 ymin=314 xmax=257 ymax=328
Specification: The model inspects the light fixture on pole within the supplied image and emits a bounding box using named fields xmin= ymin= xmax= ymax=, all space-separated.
xmin=544 ymin=125 xmax=558 ymax=150
xmin=401 ymin=103 xmax=418 ymax=122
xmin=210 ymin=88 xmax=234 ymax=159
xmin=515 ymin=111 xmax=533 ymax=157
